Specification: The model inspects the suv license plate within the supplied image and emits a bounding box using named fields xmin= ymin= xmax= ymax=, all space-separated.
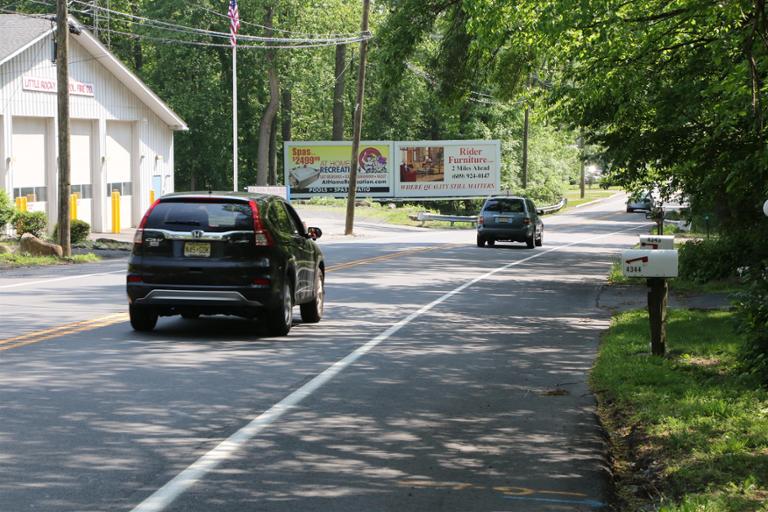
xmin=496 ymin=216 xmax=510 ymax=223
xmin=184 ymin=242 xmax=211 ymax=257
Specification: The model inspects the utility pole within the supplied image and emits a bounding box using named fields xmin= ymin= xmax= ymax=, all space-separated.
xmin=344 ymin=0 xmax=370 ymax=236
xmin=521 ymin=106 xmax=529 ymax=189
xmin=56 ymin=0 xmax=71 ymax=256
xmin=578 ymin=134 xmax=585 ymax=199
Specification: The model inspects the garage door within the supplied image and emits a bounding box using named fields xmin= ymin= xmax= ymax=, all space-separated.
xmin=12 ymin=117 xmax=47 ymax=213
xmin=106 ymin=121 xmax=132 ymax=230
xmin=71 ymin=120 xmax=93 ymax=225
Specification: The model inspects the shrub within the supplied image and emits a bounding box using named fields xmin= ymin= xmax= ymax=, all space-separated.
xmin=734 ymin=261 xmax=768 ymax=382
xmin=13 ymin=211 xmax=48 ymax=238
xmin=52 ymin=219 xmax=91 ymax=244
xmin=0 ymin=191 xmax=14 ymax=231
xmin=678 ymin=237 xmax=745 ymax=282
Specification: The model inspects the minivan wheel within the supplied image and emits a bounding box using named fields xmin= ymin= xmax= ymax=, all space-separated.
xmin=267 ymin=281 xmax=293 ymax=336
xmin=476 ymin=235 xmax=485 ymax=247
xmin=535 ymin=230 xmax=543 ymax=247
xmin=526 ymin=231 xmax=536 ymax=249
xmin=130 ymin=305 xmax=158 ymax=332
xmin=487 ymin=239 xmax=495 ymax=247
xmin=300 ymin=270 xmax=324 ymax=323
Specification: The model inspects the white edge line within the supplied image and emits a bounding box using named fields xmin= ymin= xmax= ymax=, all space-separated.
xmin=0 ymin=269 xmax=126 ymax=290
xmin=130 ymin=222 xmax=651 ymax=512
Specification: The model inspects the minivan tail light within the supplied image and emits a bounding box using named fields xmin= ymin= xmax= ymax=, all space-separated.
xmin=248 ymin=200 xmax=273 ymax=247
xmin=134 ymin=199 xmax=161 ymax=245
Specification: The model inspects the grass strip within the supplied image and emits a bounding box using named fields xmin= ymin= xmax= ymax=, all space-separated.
xmin=0 ymin=252 xmax=100 ymax=268
xmin=592 ymin=309 xmax=768 ymax=511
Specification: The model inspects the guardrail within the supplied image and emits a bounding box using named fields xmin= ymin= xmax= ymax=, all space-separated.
xmin=537 ymin=197 xmax=567 ymax=214
xmin=409 ymin=197 xmax=568 ymax=226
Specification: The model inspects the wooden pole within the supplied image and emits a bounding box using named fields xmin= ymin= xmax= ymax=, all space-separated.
xmin=233 ymin=44 xmax=238 ymax=191
xmin=56 ymin=0 xmax=71 ymax=256
xmin=522 ymin=107 xmax=529 ymax=189
xmin=344 ymin=0 xmax=370 ymax=236
xmin=647 ymin=277 xmax=668 ymax=356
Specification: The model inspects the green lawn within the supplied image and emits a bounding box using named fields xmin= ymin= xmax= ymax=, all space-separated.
xmin=593 ymin=309 xmax=768 ymax=511
xmin=0 ymin=252 xmax=100 ymax=268
xmin=563 ymin=185 xmax=622 ymax=209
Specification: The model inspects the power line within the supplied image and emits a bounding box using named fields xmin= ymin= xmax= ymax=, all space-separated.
xmin=70 ymin=0 xmax=370 ymax=45
xmin=189 ymin=2 xmax=362 ymax=39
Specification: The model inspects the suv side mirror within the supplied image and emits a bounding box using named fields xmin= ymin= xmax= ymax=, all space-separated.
xmin=306 ymin=227 xmax=322 ymax=240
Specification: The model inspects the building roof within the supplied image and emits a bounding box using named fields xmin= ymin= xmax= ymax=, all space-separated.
xmin=0 ymin=14 xmax=54 ymax=65
xmin=0 ymin=13 xmax=187 ymax=131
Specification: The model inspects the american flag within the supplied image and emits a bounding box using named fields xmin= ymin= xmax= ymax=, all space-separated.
xmin=228 ymin=0 xmax=240 ymax=47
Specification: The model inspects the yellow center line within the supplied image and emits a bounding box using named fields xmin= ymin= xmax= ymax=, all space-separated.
xmin=0 ymin=314 xmax=128 ymax=352
xmin=327 ymin=243 xmax=460 ymax=273
xmin=0 ymin=243 xmax=461 ymax=352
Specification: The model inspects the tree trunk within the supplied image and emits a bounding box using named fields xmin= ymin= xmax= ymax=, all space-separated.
xmin=131 ymin=2 xmax=142 ymax=71
xmin=268 ymin=114 xmax=277 ymax=185
xmin=256 ymin=7 xmax=280 ymax=186
xmin=332 ymin=44 xmax=346 ymax=140
xmin=282 ymin=89 xmax=292 ymax=142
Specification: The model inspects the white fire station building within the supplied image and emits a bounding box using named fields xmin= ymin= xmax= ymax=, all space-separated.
xmin=0 ymin=14 xmax=187 ymax=232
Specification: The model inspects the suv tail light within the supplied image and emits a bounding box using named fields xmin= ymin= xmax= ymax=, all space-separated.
xmin=248 ymin=200 xmax=273 ymax=247
xmin=523 ymin=218 xmax=531 ymax=225
xmin=134 ymin=199 xmax=161 ymax=245
xmin=477 ymin=215 xmax=484 ymax=225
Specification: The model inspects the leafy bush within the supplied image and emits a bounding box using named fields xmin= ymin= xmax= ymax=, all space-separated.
xmin=734 ymin=261 xmax=768 ymax=382
xmin=13 ymin=211 xmax=48 ymax=238
xmin=0 ymin=191 xmax=14 ymax=231
xmin=53 ymin=219 xmax=91 ymax=244
xmin=678 ymin=238 xmax=745 ymax=282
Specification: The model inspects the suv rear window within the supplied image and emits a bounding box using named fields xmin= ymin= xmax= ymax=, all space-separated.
xmin=483 ymin=198 xmax=525 ymax=213
xmin=145 ymin=201 xmax=253 ymax=232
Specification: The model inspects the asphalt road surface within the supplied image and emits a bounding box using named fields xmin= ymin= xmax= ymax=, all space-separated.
xmin=0 ymin=194 xmax=651 ymax=511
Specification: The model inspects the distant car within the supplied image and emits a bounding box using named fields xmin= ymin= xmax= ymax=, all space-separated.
xmin=476 ymin=196 xmax=543 ymax=248
xmin=126 ymin=192 xmax=325 ymax=336
xmin=626 ymin=190 xmax=654 ymax=212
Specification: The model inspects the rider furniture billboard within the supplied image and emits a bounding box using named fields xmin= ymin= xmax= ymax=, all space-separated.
xmin=284 ymin=140 xmax=500 ymax=199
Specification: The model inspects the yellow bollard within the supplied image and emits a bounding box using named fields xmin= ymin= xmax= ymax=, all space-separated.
xmin=111 ymin=190 xmax=121 ymax=234
xmin=149 ymin=189 xmax=155 ymax=205
xmin=70 ymin=193 xmax=78 ymax=220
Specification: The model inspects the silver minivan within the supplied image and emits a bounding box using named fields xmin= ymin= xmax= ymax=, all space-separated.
xmin=476 ymin=196 xmax=543 ymax=248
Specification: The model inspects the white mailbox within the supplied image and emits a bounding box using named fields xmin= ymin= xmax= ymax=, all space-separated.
xmin=639 ymin=235 xmax=675 ymax=250
xmin=621 ymin=249 xmax=679 ymax=278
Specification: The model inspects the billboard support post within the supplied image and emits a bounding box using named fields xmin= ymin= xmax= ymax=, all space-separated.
xmin=345 ymin=0 xmax=371 ymax=236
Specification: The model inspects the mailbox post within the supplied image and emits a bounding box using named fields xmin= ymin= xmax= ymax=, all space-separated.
xmin=622 ymin=246 xmax=678 ymax=356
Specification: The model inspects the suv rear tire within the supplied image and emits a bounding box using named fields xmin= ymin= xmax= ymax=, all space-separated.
xmin=526 ymin=231 xmax=536 ymax=249
xmin=300 ymin=270 xmax=324 ymax=323
xmin=267 ymin=280 xmax=293 ymax=336
xmin=130 ymin=306 xmax=158 ymax=332
xmin=476 ymin=235 xmax=485 ymax=247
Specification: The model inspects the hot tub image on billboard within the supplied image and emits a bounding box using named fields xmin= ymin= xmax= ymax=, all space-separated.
xmin=285 ymin=142 xmax=394 ymax=198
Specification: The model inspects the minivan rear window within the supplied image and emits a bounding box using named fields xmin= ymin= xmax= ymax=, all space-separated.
xmin=145 ymin=201 xmax=253 ymax=232
xmin=484 ymin=198 xmax=525 ymax=213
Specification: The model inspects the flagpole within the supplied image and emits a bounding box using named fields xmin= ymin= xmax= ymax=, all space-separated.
xmin=232 ymin=44 xmax=238 ymax=192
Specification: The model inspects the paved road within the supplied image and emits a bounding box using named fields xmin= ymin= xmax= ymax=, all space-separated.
xmin=0 ymin=194 xmax=650 ymax=511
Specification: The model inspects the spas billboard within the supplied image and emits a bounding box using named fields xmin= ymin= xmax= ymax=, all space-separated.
xmin=284 ymin=140 xmax=500 ymax=199
xmin=394 ymin=140 xmax=500 ymax=197
xmin=284 ymin=141 xmax=394 ymax=199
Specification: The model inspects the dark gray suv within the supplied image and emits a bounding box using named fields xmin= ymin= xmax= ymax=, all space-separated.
xmin=476 ymin=196 xmax=543 ymax=248
xmin=127 ymin=192 xmax=324 ymax=336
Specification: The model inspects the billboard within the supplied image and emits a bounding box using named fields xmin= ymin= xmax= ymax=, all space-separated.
xmin=394 ymin=140 xmax=500 ymax=197
xmin=284 ymin=140 xmax=500 ymax=199
xmin=284 ymin=141 xmax=394 ymax=199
